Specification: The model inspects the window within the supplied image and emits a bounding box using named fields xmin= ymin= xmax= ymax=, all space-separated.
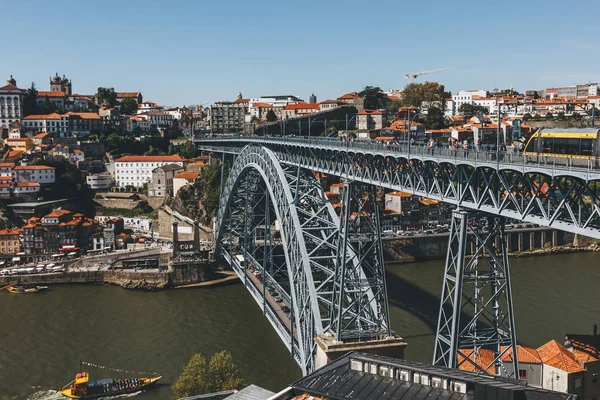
xmin=593 ymin=372 xmax=599 ymax=383
xmin=519 ymin=369 xmax=527 ymax=379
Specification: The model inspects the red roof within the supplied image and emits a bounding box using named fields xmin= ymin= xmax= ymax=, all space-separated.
xmin=284 ymin=102 xmax=320 ymax=111
xmin=65 ymin=112 xmax=101 ymax=120
xmin=0 ymin=84 xmax=24 ymax=92
xmin=0 ymin=163 xmax=15 ymax=168
xmin=23 ymin=113 xmax=62 ymax=120
xmin=457 ymin=348 xmax=496 ymax=374
xmin=357 ymin=109 xmax=382 ymax=115
xmin=6 ymin=138 xmax=30 ymax=142
xmin=338 ymin=92 xmax=360 ymax=100
xmin=174 ymin=171 xmax=200 ymax=181
xmin=116 ymin=154 xmax=186 ymax=163
xmin=14 ymin=165 xmax=54 ymax=170
xmin=233 ymin=98 xmax=250 ymax=103
xmin=32 ymin=132 xmax=50 ymax=139
xmin=38 ymin=91 xmax=66 ymax=98
xmin=501 ymin=345 xmax=542 ymax=364
xmin=16 ymin=182 xmax=40 ymax=187
xmin=537 ymin=340 xmax=585 ymax=373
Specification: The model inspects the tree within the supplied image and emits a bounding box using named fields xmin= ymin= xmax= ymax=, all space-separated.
xmin=41 ymin=96 xmax=58 ymax=114
xmin=120 ymin=98 xmax=138 ymax=115
xmin=172 ymin=351 xmax=245 ymax=399
xmin=522 ymin=113 xmax=532 ymax=121
xmin=359 ymin=86 xmax=387 ymax=110
xmin=401 ymin=82 xmax=449 ymax=108
xmin=546 ymin=113 xmax=554 ymax=120
xmin=424 ymin=106 xmax=447 ymax=130
xmin=265 ymin=109 xmax=277 ymax=122
xmin=96 ymin=87 xmax=117 ymax=107
xmin=23 ymin=82 xmax=39 ymax=116
xmin=458 ymin=103 xmax=488 ymax=118
xmin=206 ymin=351 xmax=245 ymax=392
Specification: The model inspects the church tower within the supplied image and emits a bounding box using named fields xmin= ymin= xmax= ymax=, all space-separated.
xmin=50 ymin=73 xmax=72 ymax=95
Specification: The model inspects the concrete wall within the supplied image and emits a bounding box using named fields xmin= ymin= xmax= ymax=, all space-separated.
xmin=542 ymin=364 xmax=569 ymax=393
xmin=502 ymin=361 xmax=543 ymax=388
xmin=169 ymin=262 xmax=213 ymax=286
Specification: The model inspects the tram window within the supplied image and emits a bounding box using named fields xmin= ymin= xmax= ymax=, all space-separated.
xmin=542 ymin=138 xmax=553 ymax=153
xmin=581 ymin=139 xmax=593 ymax=155
xmin=525 ymin=138 xmax=537 ymax=152
xmin=565 ymin=138 xmax=580 ymax=155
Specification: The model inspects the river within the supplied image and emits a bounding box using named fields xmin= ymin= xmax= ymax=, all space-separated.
xmin=1 ymin=252 xmax=599 ymax=399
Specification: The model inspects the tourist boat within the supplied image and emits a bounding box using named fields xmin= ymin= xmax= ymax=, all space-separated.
xmin=59 ymin=371 xmax=162 ymax=399
xmin=5 ymin=285 xmax=48 ymax=294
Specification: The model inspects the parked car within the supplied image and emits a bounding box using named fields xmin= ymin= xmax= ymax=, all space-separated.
xmin=281 ymin=306 xmax=290 ymax=313
xmin=273 ymin=295 xmax=283 ymax=303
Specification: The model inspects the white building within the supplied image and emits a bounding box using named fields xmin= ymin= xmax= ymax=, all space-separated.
xmin=113 ymin=155 xmax=186 ymax=188
xmin=143 ymin=112 xmax=173 ymax=128
xmin=472 ymin=97 xmax=497 ymax=113
xmin=384 ymin=191 xmax=410 ymax=214
xmin=173 ymin=171 xmax=199 ymax=196
xmin=452 ymin=90 xmax=488 ymax=110
xmin=22 ymin=113 xmax=64 ymax=134
xmin=13 ymin=165 xmax=56 ymax=184
xmin=137 ymin=101 xmax=162 ymax=114
xmin=86 ymin=173 xmax=112 ymax=190
xmin=0 ymin=76 xmax=25 ymax=130
xmin=319 ymin=100 xmax=343 ymax=112
xmin=14 ymin=182 xmax=40 ymax=194
xmin=0 ymin=162 xmax=14 ymax=177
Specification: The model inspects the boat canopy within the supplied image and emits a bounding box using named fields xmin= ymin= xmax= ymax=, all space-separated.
xmin=12 ymin=257 xmax=20 ymax=262
xmin=67 ymin=252 xmax=77 ymax=256
xmin=51 ymin=254 xmax=64 ymax=258
xmin=46 ymin=263 xmax=55 ymax=268
xmin=37 ymin=264 xmax=44 ymax=268
xmin=87 ymin=378 xmax=114 ymax=388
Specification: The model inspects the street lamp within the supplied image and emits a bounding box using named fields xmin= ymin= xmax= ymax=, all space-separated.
xmin=345 ymin=114 xmax=357 ymax=136
xmin=308 ymin=115 xmax=327 ymax=139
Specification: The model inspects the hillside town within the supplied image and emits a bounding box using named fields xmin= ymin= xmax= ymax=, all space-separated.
xmin=0 ymin=72 xmax=599 ymax=259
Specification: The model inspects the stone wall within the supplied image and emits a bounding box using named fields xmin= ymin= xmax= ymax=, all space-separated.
xmin=168 ymin=262 xmax=214 ymax=286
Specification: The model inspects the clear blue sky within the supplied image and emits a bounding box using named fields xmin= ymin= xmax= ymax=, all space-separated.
xmin=2 ymin=0 xmax=599 ymax=106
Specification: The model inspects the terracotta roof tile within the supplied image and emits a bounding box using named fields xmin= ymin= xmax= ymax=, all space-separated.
xmin=357 ymin=109 xmax=382 ymax=115
xmin=284 ymin=102 xmax=320 ymax=111
xmin=16 ymin=182 xmax=40 ymax=187
xmin=13 ymin=165 xmax=54 ymax=170
xmin=174 ymin=171 xmax=200 ymax=181
xmin=0 ymin=83 xmax=25 ymax=91
xmin=23 ymin=113 xmax=62 ymax=120
xmin=537 ymin=340 xmax=585 ymax=373
xmin=116 ymin=155 xmax=186 ymax=163
xmin=38 ymin=91 xmax=65 ymax=98
xmin=457 ymin=348 xmax=496 ymax=374
xmin=501 ymin=345 xmax=542 ymax=364
xmin=116 ymin=92 xmax=140 ymax=98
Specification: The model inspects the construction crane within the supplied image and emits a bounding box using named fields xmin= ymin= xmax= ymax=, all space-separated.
xmin=404 ymin=67 xmax=456 ymax=82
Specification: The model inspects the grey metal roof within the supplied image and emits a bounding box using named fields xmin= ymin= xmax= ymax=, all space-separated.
xmin=292 ymin=352 xmax=575 ymax=400
xmin=225 ymin=385 xmax=275 ymax=400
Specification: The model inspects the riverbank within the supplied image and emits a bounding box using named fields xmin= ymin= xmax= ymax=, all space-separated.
xmin=0 ymin=263 xmax=232 ymax=291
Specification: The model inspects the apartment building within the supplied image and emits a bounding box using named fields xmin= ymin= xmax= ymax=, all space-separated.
xmin=210 ymin=101 xmax=245 ymax=134
xmin=113 ymin=154 xmax=187 ymax=188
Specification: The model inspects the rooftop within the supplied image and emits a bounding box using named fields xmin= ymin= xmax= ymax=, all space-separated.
xmin=537 ymin=340 xmax=585 ymax=373
xmin=174 ymin=171 xmax=200 ymax=181
xmin=115 ymin=155 xmax=186 ymax=163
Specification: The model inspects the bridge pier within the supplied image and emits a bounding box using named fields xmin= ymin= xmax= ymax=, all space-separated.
xmin=433 ymin=210 xmax=519 ymax=377
xmin=314 ymin=334 xmax=407 ymax=370
xmin=530 ymin=232 xmax=536 ymax=250
xmin=552 ymin=230 xmax=558 ymax=247
xmin=517 ymin=232 xmax=524 ymax=251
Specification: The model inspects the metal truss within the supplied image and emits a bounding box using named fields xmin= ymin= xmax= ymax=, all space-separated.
xmin=330 ymin=180 xmax=391 ymax=341
xmin=197 ymin=138 xmax=600 ymax=239
xmin=215 ymin=145 xmax=389 ymax=375
xmin=433 ymin=210 xmax=519 ymax=377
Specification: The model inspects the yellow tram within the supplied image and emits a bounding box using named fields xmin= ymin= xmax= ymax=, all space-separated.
xmin=523 ymin=128 xmax=600 ymax=160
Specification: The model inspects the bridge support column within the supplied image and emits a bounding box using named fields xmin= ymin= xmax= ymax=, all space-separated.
xmin=506 ymin=233 xmax=512 ymax=253
xmin=552 ymin=231 xmax=558 ymax=247
xmin=541 ymin=231 xmax=547 ymax=248
xmin=530 ymin=232 xmax=536 ymax=250
xmin=433 ymin=210 xmax=519 ymax=377
xmin=518 ymin=232 xmax=524 ymax=252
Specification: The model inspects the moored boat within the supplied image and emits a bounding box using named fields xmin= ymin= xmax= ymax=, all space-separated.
xmin=6 ymin=285 xmax=40 ymax=294
xmin=59 ymin=371 xmax=161 ymax=399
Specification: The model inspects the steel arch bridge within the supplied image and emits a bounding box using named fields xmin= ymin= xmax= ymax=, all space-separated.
xmin=198 ymin=136 xmax=600 ymax=376
xmin=216 ymin=145 xmax=391 ymax=375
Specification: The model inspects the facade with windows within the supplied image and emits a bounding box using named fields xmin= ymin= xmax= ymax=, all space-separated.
xmin=149 ymin=164 xmax=184 ymax=197
xmin=0 ymin=229 xmax=21 ymax=254
xmin=113 ymin=155 xmax=186 ymax=188
xmin=0 ymin=75 xmax=25 ymax=130
xmin=13 ymin=165 xmax=56 ymax=184
xmin=210 ymin=102 xmax=245 ymax=134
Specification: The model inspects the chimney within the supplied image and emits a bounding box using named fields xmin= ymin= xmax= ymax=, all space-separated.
xmin=172 ymin=221 xmax=179 ymax=259
xmin=594 ymin=324 xmax=598 ymax=336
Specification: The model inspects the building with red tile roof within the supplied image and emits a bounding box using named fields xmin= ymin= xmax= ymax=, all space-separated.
xmin=114 ymin=155 xmax=187 ymax=188
xmin=173 ymin=170 xmax=200 ymax=196
xmin=0 ymin=75 xmax=25 ymax=129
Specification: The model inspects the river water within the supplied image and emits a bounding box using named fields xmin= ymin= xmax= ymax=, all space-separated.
xmin=1 ymin=252 xmax=599 ymax=399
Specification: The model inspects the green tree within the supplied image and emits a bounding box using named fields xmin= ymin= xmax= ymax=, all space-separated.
xmin=120 ymin=98 xmax=138 ymax=115
xmin=401 ymin=82 xmax=449 ymax=108
xmin=171 ymin=351 xmax=245 ymax=399
xmin=424 ymin=106 xmax=447 ymax=129
xmin=206 ymin=351 xmax=246 ymax=392
xmin=145 ymin=146 xmax=165 ymax=155
xmin=41 ymin=96 xmax=58 ymax=114
xmin=96 ymin=87 xmax=117 ymax=107
xmin=265 ymin=109 xmax=277 ymax=122
xmin=23 ymin=82 xmax=39 ymax=116
xmin=359 ymin=86 xmax=387 ymax=110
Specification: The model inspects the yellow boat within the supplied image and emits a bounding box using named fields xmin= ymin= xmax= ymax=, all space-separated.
xmin=59 ymin=371 xmax=162 ymax=399
xmin=5 ymin=285 xmax=44 ymax=294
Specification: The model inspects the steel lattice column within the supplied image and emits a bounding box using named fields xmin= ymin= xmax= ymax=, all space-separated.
xmin=330 ymin=180 xmax=392 ymax=341
xmin=433 ymin=210 xmax=519 ymax=377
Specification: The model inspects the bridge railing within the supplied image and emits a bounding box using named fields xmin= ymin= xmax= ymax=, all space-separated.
xmin=196 ymin=136 xmax=600 ymax=173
